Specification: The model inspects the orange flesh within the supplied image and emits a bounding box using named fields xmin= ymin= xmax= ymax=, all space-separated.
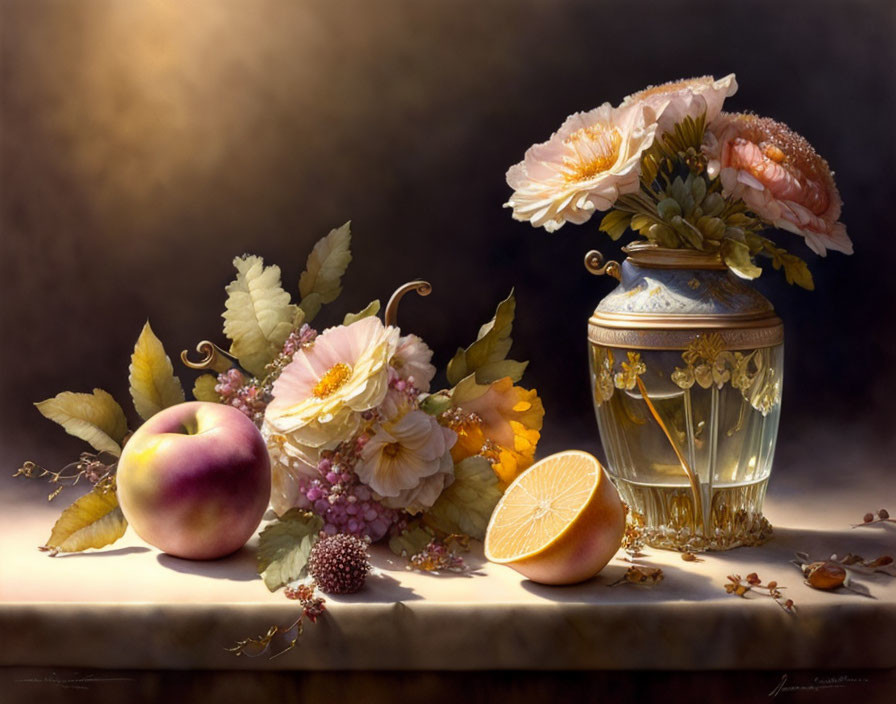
xmin=485 ymin=452 xmax=599 ymax=562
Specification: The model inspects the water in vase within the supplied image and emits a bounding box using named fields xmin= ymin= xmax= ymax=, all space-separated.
xmin=590 ymin=343 xmax=783 ymax=550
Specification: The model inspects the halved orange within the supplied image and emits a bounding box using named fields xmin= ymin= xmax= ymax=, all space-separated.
xmin=484 ymin=450 xmax=625 ymax=585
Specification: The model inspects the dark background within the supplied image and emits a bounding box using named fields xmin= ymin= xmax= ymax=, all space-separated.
xmin=2 ymin=0 xmax=895 ymax=489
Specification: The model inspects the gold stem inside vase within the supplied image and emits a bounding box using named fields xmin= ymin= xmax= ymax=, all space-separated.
xmin=634 ymin=376 xmax=703 ymax=535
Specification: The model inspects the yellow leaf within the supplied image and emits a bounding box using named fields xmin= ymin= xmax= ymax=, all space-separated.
xmin=193 ymin=374 xmax=220 ymax=403
xmin=299 ymin=222 xmax=352 ymax=322
xmin=599 ymin=209 xmax=632 ymax=241
xmin=343 ymin=299 xmax=380 ymax=325
xmin=223 ymin=255 xmax=300 ymax=377
xmin=129 ymin=321 xmax=186 ymax=420
xmin=43 ymin=488 xmax=128 ymax=554
xmin=35 ymin=389 xmax=129 ymax=456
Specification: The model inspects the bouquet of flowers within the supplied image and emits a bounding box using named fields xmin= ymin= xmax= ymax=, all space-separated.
xmin=16 ymin=222 xmax=544 ymax=588
xmin=505 ymin=74 xmax=853 ymax=287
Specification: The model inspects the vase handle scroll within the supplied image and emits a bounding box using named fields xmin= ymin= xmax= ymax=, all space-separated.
xmin=584 ymin=250 xmax=621 ymax=280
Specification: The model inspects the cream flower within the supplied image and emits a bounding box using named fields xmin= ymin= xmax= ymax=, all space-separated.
xmin=706 ymin=112 xmax=852 ymax=256
xmin=355 ymin=410 xmax=456 ymax=514
xmin=263 ymin=316 xmax=399 ymax=464
xmin=622 ymin=74 xmax=737 ymax=132
xmin=265 ymin=431 xmax=315 ymax=515
xmin=391 ymin=334 xmax=436 ymax=392
xmin=505 ymin=102 xmax=658 ymax=232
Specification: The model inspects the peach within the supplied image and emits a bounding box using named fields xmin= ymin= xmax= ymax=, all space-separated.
xmin=117 ymin=401 xmax=271 ymax=560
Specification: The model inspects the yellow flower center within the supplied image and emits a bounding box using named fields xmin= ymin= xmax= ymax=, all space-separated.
xmin=564 ymin=126 xmax=622 ymax=182
xmin=763 ymin=144 xmax=786 ymax=163
xmin=383 ymin=442 xmax=402 ymax=458
xmin=312 ymin=362 xmax=353 ymax=399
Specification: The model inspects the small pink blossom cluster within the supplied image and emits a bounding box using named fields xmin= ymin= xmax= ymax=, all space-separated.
xmin=276 ymin=324 xmax=318 ymax=363
xmin=215 ymin=368 xmax=268 ymax=426
xmin=292 ymin=437 xmax=405 ymax=542
xmin=216 ymin=324 xmax=319 ymax=426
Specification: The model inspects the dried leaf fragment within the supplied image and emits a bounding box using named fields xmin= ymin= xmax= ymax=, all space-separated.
xmin=610 ymin=566 xmax=664 ymax=586
xmin=226 ymin=619 xmax=303 ymax=659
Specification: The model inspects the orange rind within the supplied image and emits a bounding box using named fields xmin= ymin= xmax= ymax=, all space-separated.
xmin=484 ymin=450 xmax=625 ymax=585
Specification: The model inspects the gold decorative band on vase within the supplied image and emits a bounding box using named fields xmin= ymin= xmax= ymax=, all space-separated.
xmin=588 ymin=315 xmax=784 ymax=350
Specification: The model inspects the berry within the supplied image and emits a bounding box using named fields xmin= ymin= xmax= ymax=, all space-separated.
xmin=309 ymin=534 xmax=371 ymax=595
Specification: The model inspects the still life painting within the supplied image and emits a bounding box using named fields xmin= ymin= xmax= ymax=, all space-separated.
xmin=1 ymin=1 xmax=894 ymax=702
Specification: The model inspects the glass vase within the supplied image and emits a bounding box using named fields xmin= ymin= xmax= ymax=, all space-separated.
xmin=586 ymin=243 xmax=783 ymax=551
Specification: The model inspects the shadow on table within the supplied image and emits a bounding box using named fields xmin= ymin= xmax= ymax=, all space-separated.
xmin=519 ymin=522 xmax=896 ymax=603
xmin=324 ymin=571 xmax=422 ymax=603
xmin=56 ymin=546 xmax=151 ymax=558
xmin=155 ymin=546 xmax=259 ymax=582
xmin=711 ymin=524 xmax=895 ymax=569
xmin=519 ymin=558 xmax=717 ymax=602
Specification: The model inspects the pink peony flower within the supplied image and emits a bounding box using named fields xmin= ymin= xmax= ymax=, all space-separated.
xmin=706 ymin=112 xmax=852 ymax=256
xmin=621 ymin=74 xmax=737 ymax=133
xmin=505 ymin=102 xmax=658 ymax=232
xmin=263 ymin=316 xmax=398 ymax=465
xmin=391 ymin=334 xmax=436 ymax=392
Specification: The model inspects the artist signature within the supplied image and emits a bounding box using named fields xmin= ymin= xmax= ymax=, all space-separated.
xmin=15 ymin=672 xmax=134 ymax=691
xmin=769 ymin=673 xmax=869 ymax=697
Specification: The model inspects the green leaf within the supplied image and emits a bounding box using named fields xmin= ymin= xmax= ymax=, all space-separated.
xmin=657 ymin=198 xmax=682 ymax=221
xmin=475 ymin=359 xmax=529 ymax=385
xmin=696 ymin=216 xmax=726 ymax=241
xmin=450 ymin=373 xmax=491 ymax=405
xmin=42 ymin=488 xmax=128 ymax=555
xmin=256 ymin=509 xmax=323 ymax=592
xmin=388 ymin=523 xmax=435 ymax=558
xmin=343 ymin=299 xmax=380 ymax=325
xmin=721 ymin=238 xmax=763 ymax=280
xmin=702 ymin=192 xmax=725 ymax=218
xmin=647 ymin=224 xmax=678 ymax=248
xmin=446 ymin=291 xmax=516 ymax=387
xmin=423 ymin=456 xmax=502 ymax=540
xmin=299 ymin=222 xmax=352 ymax=322
xmin=690 ymin=174 xmax=707 ymax=205
xmin=223 ymin=255 xmax=300 ymax=377
xmin=670 ymin=216 xmax=704 ymax=250
xmin=192 ymin=374 xmax=220 ymax=403
xmin=780 ymin=253 xmax=815 ymax=291
xmin=129 ymin=321 xmax=186 ymax=421
xmin=445 ymin=348 xmax=468 ymax=388
xmin=598 ymin=209 xmax=632 ymax=241
xmin=35 ymin=389 xmax=129 ymax=457
xmin=419 ymin=392 xmax=453 ymax=417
